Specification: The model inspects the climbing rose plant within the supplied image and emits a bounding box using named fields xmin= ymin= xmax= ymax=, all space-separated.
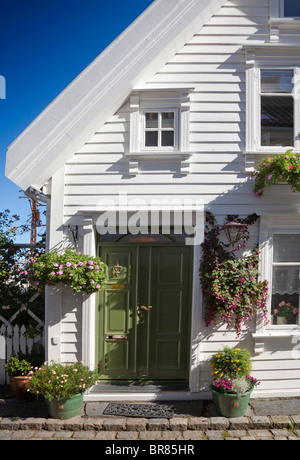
xmin=199 ymin=213 xmax=269 ymax=337
xmin=24 ymin=249 xmax=108 ymax=294
xmin=252 ymin=150 xmax=300 ymax=197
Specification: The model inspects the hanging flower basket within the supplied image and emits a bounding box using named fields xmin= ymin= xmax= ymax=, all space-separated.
xmin=24 ymin=249 xmax=108 ymax=294
xmin=252 ymin=150 xmax=300 ymax=197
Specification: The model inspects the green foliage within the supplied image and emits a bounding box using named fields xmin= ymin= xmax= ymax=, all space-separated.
xmin=252 ymin=150 xmax=300 ymax=196
xmin=200 ymin=212 xmax=269 ymax=336
xmin=210 ymin=346 xmax=259 ymax=395
xmin=25 ymin=249 xmax=108 ymax=294
xmin=211 ymin=346 xmax=252 ymax=380
xmin=27 ymin=361 xmax=99 ymax=399
xmin=4 ymin=356 xmax=32 ymax=377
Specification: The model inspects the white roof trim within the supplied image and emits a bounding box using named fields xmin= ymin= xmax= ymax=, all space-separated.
xmin=5 ymin=0 xmax=226 ymax=190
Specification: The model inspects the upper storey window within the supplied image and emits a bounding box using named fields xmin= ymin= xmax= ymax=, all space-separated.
xmin=260 ymin=70 xmax=294 ymax=147
xmin=144 ymin=111 xmax=178 ymax=150
xmin=283 ymin=0 xmax=300 ymax=17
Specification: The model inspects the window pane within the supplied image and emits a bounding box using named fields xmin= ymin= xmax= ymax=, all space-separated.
xmin=145 ymin=113 xmax=158 ymax=129
xmin=284 ymin=0 xmax=300 ymax=17
xmin=161 ymin=131 xmax=174 ymax=147
xmin=273 ymin=235 xmax=300 ymax=262
xmin=145 ymin=131 xmax=158 ymax=147
xmin=261 ymin=96 xmax=294 ymax=146
xmin=261 ymin=70 xmax=293 ymax=93
xmin=271 ymin=266 xmax=299 ymax=325
xmin=162 ymin=112 xmax=175 ymax=129
xmin=271 ymin=292 xmax=299 ymax=325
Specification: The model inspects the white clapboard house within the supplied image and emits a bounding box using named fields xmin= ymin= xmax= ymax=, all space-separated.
xmin=5 ymin=0 xmax=300 ymax=400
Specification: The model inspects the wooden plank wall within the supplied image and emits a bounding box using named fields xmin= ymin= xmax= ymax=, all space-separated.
xmin=61 ymin=0 xmax=300 ymax=395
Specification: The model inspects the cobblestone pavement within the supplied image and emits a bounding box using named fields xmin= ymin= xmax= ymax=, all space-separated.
xmin=1 ymin=389 xmax=300 ymax=441
xmin=1 ymin=411 xmax=300 ymax=440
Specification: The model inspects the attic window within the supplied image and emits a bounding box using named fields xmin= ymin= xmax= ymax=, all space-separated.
xmin=127 ymin=88 xmax=194 ymax=176
xmin=143 ymin=110 xmax=178 ymax=150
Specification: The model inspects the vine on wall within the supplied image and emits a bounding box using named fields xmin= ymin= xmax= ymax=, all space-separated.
xmin=199 ymin=212 xmax=269 ymax=336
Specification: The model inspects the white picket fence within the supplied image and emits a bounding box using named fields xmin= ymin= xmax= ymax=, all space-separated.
xmin=0 ymin=324 xmax=44 ymax=384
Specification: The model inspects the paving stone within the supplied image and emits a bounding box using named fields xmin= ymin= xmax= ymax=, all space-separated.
xmin=291 ymin=415 xmax=300 ymax=428
xmin=61 ymin=416 xmax=86 ymax=431
xmin=188 ymin=417 xmax=210 ymax=430
xmin=240 ymin=436 xmax=256 ymax=441
xmin=210 ymin=417 xmax=230 ymax=430
xmin=116 ymin=431 xmax=139 ymax=440
xmin=53 ymin=431 xmax=74 ymax=439
xmin=0 ymin=418 xmax=21 ymax=429
xmin=0 ymin=430 xmax=14 ymax=440
xmin=248 ymin=429 xmax=273 ymax=439
xmin=182 ymin=430 xmax=206 ymax=440
xmin=147 ymin=418 xmax=169 ymax=431
xmin=251 ymin=415 xmax=272 ymax=428
xmin=32 ymin=431 xmax=56 ymax=439
xmin=229 ymin=417 xmax=249 ymax=430
xmin=161 ymin=430 xmax=183 ymax=440
xmin=10 ymin=430 xmax=36 ymax=440
xmin=206 ymin=430 xmax=225 ymax=440
xmin=169 ymin=417 xmax=188 ymax=431
xmin=102 ymin=418 xmax=126 ymax=431
xmin=95 ymin=431 xmax=116 ymax=440
xmin=125 ymin=418 xmax=147 ymax=431
xmin=139 ymin=431 xmax=161 ymax=440
xmin=270 ymin=415 xmax=291 ymax=428
xmin=18 ymin=418 xmax=46 ymax=430
xmin=72 ymin=431 xmax=97 ymax=439
xmin=44 ymin=418 xmax=66 ymax=431
xmin=227 ymin=429 xmax=247 ymax=438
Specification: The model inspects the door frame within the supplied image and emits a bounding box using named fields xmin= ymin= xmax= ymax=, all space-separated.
xmin=80 ymin=214 xmax=205 ymax=396
xmin=96 ymin=242 xmax=194 ymax=384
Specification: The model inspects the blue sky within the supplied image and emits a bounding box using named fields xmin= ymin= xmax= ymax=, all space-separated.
xmin=0 ymin=0 xmax=154 ymax=242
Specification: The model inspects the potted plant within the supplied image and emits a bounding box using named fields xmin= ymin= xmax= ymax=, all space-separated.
xmin=274 ymin=301 xmax=299 ymax=325
xmin=23 ymin=249 xmax=108 ymax=294
xmin=4 ymin=356 xmax=33 ymax=400
xmin=210 ymin=346 xmax=259 ymax=417
xmin=252 ymin=150 xmax=300 ymax=197
xmin=27 ymin=361 xmax=99 ymax=419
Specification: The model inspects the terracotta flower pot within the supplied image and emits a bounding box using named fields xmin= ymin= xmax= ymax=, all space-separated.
xmin=10 ymin=376 xmax=35 ymax=400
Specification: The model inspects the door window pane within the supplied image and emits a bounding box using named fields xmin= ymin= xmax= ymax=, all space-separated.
xmin=284 ymin=0 xmax=300 ymax=17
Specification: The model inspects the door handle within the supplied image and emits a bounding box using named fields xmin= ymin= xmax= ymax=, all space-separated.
xmin=140 ymin=305 xmax=152 ymax=311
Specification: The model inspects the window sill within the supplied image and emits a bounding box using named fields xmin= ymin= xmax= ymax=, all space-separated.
xmin=125 ymin=151 xmax=192 ymax=176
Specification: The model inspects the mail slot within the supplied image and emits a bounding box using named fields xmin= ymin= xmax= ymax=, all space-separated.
xmin=105 ymin=334 xmax=128 ymax=341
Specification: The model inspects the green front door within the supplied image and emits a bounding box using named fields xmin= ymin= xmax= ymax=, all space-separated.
xmin=96 ymin=245 xmax=192 ymax=382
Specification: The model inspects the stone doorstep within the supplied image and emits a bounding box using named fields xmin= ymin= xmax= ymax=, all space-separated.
xmin=0 ymin=414 xmax=299 ymax=433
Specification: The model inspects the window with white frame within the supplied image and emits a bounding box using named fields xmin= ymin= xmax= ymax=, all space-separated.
xmin=260 ymin=69 xmax=294 ymax=147
xmin=271 ymin=0 xmax=300 ymax=18
xmin=127 ymin=89 xmax=193 ymax=175
xmin=282 ymin=0 xmax=300 ymax=17
xmin=245 ymin=53 xmax=300 ymax=156
xmin=271 ymin=234 xmax=300 ymax=326
xmin=143 ymin=110 xmax=178 ymax=150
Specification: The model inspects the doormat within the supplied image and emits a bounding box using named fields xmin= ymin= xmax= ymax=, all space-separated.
xmin=103 ymin=403 xmax=175 ymax=418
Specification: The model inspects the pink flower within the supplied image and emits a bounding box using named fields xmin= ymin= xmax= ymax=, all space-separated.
xmin=289 ymin=165 xmax=293 ymax=169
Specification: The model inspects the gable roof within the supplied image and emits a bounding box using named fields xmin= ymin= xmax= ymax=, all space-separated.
xmin=5 ymin=0 xmax=227 ymax=191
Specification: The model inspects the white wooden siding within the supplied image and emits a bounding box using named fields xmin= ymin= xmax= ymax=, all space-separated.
xmin=60 ymin=0 xmax=300 ymax=395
